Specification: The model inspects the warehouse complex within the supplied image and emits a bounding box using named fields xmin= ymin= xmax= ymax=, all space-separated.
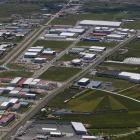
xmin=23 ymin=46 xmax=56 ymax=63
xmin=79 ymin=20 xmax=122 ymax=27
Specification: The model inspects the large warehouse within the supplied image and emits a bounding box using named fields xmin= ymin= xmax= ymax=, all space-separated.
xmin=79 ymin=20 xmax=122 ymax=27
xmin=60 ymin=32 xmax=78 ymax=38
xmin=118 ymin=72 xmax=140 ymax=83
xmin=71 ymin=122 xmax=87 ymax=134
xmin=24 ymin=52 xmax=38 ymax=58
xmin=78 ymin=78 xmax=90 ymax=86
xmin=82 ymin=136 xmax=98 ymax=140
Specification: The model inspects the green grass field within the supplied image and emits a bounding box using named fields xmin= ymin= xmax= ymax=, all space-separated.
xmin=59 ymin=54 xmax=80 ymax=61
xmin=89 ymin=128 xmax=135 ymax=136
xmin=122 ymin=21 xmax=140 ymax=29
xmin=0 ymin=71 xmax=34 ymax=78
xmin=39 ymin=66 xmax=81 ymax=82
xmin=76 ymin=41 xmax=116 ymax=48
xmin=50 ymin=13 xmax=129 ymax=26
xmin=107 ymin=38 xmax=140 ymax=61
xmin=119 ymin=86 xmax=140 ymax=100
xmin=98 ymin=62 xmax=140 ymax=73
xmin=7 ymin=63 xmax=37 ymax=70
xmin=36 ymin=88 xmax=140 ymax=128
xmin=0 ymin=3 xmax=44 ymax=18
xmin=33 ymin=40 xmax=72 ymax=53
xmin=113 ymin=133 xmax=140 ymax=140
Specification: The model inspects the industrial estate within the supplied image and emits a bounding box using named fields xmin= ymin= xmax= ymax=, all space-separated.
xmin=0 ymin=0 xmax=140 ymax=140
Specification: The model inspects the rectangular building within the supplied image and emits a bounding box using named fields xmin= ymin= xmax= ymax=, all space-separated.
xmin=79 ymin=20 xmax=122 ymax=28
xmin=42 ymin=51 xmax=56 ymax=55
xmin=78 ymin=78 xmax=90 ymax=86
xmin=34 ymin=58 xmax=47 ymax=63
xmin=71 ymin=122 xmax=87 ymax=134
xmin=1 ymin=78 xmax=13 ymax=83
xmin=11 ymin=104 xmax=21 ymax=111
xmin=23 ymin=78 xmax=34 ymax=88
xmin=10 ymin=77 xmax=22 ymax=87
xmin=24 ymin=52 xmax=38 ymax=58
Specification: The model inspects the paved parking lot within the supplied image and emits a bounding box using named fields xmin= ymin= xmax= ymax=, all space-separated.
xmin=20 ymin=123 xmax=82 ymax=140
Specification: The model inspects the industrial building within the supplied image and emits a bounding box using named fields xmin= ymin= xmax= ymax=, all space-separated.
xmin=83 ymin=37 xmax=100 ymax=42
xmin=17 ymin=78 xmax=27 ymax=87
xmin=42 ymin=50 xmax=56 ymax=55
xmin=4 ymin=87 xmax=15 ymax=93
xmin=25 ymin=93 xmax=36 ymax=99
xmin=11 ymin=104 xmax=21 ymax=111
xmin=106 ymin=34 xmax=124 ymax=40
xmin=44 ymin=34 xmax=66 ymax=40
xmin=79 ymin=20 xmax=122 ymax=27
xmin=27 ymin=49 xmax=42 ymax=54
xmin=49 ymin=28 xmax=85 ymax=34
xmin=0 ymin=113 xmax=15 ymax=126
xmin=78 ymin=78 xmax=90 ymax=86
xmin=34 ymin=58 xmax=47 ymax=63
xmin=68 ymin=50 xmax=80 ymax=54
xmin=1 ymin=78 xmax=13 ymax=83
xmin=117 ymin=32 xmax=128 ymax=37
xmin=23 ymin=78 xmax=34 ymax=88
xmin=71 ymin=48 xmax=85 ymax=52
xmin=89 ymin=46 xmax=106 ymax=54
xmin=80 ymin=53 xmax=96 ymax=61
xmin=96 ymin=69 xmax=121 ymax=78
xmin=9 ymin=90 xmax=19 ymax=97
xmin=24 ymin=52 xmax=38 ymax=58
xmin=118 ymin=72 xmax=140 ymax=83
xmin=60 ymin=32 xmax=78 ymax=38
xmin=123 ymin=57 xmax=140 ymax=65
xmin=71 ymin=59 xmax=82 ymax=66
xmin=92 ymin=82 xmax=102 ymax=88
xmin=82 ymin=136 xmax=98 ymax=140
xmin=51 ymin=25 xmax=73 ymax=29
xmin=71 ymin=122 xmax=87 ymax=134
xmin=0 ymin=102 xmax=9 ymax=110
xmin=19 ymin=101 xmax=30 ymax=108
xmin=10 ymin=77 xmax=22 ymax=87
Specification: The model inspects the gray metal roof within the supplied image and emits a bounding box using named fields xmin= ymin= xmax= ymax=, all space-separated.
xmin=71 ymin=122 xmax=87 ymax=132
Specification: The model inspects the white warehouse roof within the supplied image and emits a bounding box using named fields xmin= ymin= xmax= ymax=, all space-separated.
xmin=71 ymin=59 xmax=82 ymax=63
xmin=34 ymin=58 xmax=46 ymax=60
xmin=78 ymin=78 xmax=90 ymax=83
xmin=79 ymin=20 xmax=122 ymax=27
xmin=9 ymin=90 xmax=19 ymax=94
xmin=1 ymin=102 xmax=9 ymax=106
xmin=24 ymin=52 xmax=38 ymax=56
xmin=82 ymin=136 xmax=97 ymax=139
xmin=10 ymin=77 xmax=22 ymax=84
xmin=28 ymin=49 xmax=42 ymax=52
xmin=9 ymin=98 xmax=18 ymax=104
xmin=5 ymin=87 xmax=15 ymax=90
xmin=90 ymin=46 xmax=106 ymax=50
xmin=30 ymin=46 xmax=44 ymax=49
xmin=23 ymin=78 xmax=34 ymax=85
xmin=60 ymin=32 xmax=75 ymax=37
xmin=71 ymin=122 xmax=87 ymax=133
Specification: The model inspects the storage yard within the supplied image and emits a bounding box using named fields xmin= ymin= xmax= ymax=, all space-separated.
xmin=14 ymin=121 xmax=99 ymax=140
